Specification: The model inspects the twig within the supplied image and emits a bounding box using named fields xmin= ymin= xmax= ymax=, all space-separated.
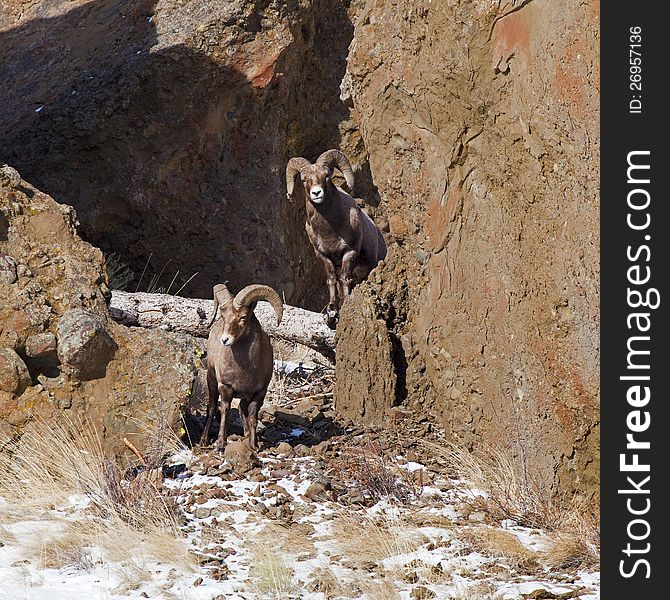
xmin=123 ymin=437 xmax=147 ymax=466
xmin=134 ymin=252 xmax=153 ymax=292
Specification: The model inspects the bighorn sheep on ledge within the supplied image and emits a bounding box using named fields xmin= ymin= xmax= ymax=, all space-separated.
xmin=200 ymin=283 xmax=283 ymax=450
xmin=286 ymin=149 xmax=387 ymax=328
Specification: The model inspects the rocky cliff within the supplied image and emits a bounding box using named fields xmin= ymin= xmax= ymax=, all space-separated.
xmin=1 ymin=0 xmax=598 ymax=497
xmin=336 ymin=0 xmax=599 ymax=497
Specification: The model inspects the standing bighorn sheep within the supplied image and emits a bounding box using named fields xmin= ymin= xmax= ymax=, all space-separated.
xmin=286 ymin=149 xmax=387 ymax=327
xmin=200 ymin=283 xmax=283 ymax=450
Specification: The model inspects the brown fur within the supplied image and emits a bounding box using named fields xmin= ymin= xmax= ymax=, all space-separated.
xmin=291 ymin=157 xmax=387 ymax=328
xmin=199 ymin=287 xmax=280 ymax=450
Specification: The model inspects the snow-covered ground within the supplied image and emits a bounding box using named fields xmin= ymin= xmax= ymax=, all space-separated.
xmin=0 ymin=364 xmax=599 ymax=599
xmin=0 ymin=446 xmax=599 ymax=600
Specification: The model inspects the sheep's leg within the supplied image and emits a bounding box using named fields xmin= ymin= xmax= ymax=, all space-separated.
xmin=247 ymin=389 xmax=266 ymax=450
xmin=238 ymin=397 xmax=251 ymax=445
xmin=214 ymin=383 xmax=233 ymax=451
xmin=339 ymin=249 xmax=358 ymax=298
xmin=199 ymin=367 xmax=219 ymax=446
xmin=316 ymin=252 xmax=339 ymax=328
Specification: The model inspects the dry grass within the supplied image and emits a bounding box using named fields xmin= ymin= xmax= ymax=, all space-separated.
xmin=428 ymin=440 xmax=600 ymax=571
xmin=331 ymin=511 xmax=423 ymax=565
xmin=0 ymin=522 xmax=17 ymax=544
xmin=358 ymin=578 xmax=402 ymax=599
xmin=459 ymin=526 xmax=541 ymax=573
xmin=333 ymin=441 xmax=424 ymax=505
xmin=543 ymin=509 xmax=600 ymax=570
xmin=306 ymin=566 xmax=348 ymax=598
xmin=36 ymin=521 xmax=97 ymax=572
xmin=249 ymin=541 xmax=296 ymax=599
xmin=0 ymin=418 xmax=194 ymax=573
xmin=256 ymin=521 xmax=317 ymax=555
xmin=437 ymin=441 xmax=561 ymax=529
xmin=267 ymin=365 xmax=289 ymax=405
xmin=447 ymin=581 xmax=504 ymax=600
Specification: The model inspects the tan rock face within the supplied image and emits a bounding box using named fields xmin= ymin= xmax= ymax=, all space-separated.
xmin=335 ymin=0 xmax=599 ymax=497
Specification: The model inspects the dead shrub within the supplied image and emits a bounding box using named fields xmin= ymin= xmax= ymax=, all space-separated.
xmin=330 ymin=440 xmax=423 ymax=504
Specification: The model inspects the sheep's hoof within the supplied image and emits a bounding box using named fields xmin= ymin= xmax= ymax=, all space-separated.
xmin=325 ymin=309 xmax=338 ymax=329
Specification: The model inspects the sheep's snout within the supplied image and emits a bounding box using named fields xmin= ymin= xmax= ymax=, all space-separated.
xmin=310 ymin=185 xmax=325 ymax=203
xmin=220 ymin=333 xmax=235 ymax=346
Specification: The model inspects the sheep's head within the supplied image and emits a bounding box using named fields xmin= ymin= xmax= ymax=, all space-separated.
xmin=286 ymin=150 xmax=355 ymax=204
xmin=209 ymin=283 xmax=283 ymax=346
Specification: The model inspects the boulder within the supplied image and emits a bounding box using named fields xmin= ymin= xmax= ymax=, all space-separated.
xmin=0 ymin=254 xmax=17 ymax=285
xmin=56 ymin=309 xmax=117 ymax=381
xmin=0 ymin=179 xmax=201 ymax=460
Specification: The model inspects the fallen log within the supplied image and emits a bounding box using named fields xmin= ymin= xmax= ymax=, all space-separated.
xmin=109 ymin=290 xmax=335 ymax=362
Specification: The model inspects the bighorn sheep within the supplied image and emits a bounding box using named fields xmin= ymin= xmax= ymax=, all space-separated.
xmin=286 ymin=149 xmax=387 ymax=327
xmin=199 ymin=283 xmax=283 ymax=450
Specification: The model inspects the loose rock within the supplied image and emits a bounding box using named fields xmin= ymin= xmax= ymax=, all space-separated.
xmin=0 ymin=254 xmax=17 ymax=285
xmin=0 ymin=348 xmax=31 ymax=395
xmin=56 ymin=309 xmax=117 ymax=380
xmin=223 ymin=440 xmax=260 ymax=474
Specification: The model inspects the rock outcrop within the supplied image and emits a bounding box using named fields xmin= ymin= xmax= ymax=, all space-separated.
xmin=0 ymin=171 xmax=201 ymax=458
xmin=0 ymin=0 xmax=358 ymax=309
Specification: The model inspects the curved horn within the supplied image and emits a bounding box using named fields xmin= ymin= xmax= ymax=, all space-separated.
xmin=233 ymin=284 xmax=284 ymax=325
xmin=286 ymin=157 xmax=312 ymax=199
xmin=316 ymin=149 xmax=355 ymax=192
xmin=207 ymin=283 xmax=234 ymax=328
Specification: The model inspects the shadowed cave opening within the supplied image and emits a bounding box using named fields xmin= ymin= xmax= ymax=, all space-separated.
xmin=0 ymin=0 xmax=376 ymax=312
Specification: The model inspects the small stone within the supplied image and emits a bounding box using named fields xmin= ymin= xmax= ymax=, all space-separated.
xmin=269 ymin=468 xmax=292 ymax=479
xmin=294 ymin=443 xmax=310 ymax=456
xmin=415 ymin=249 xmax=428 ymax=265
xmin=0 ymin=254 xmax=17 ymax=285
xmin=313 ymin=440 xmax=331 ymax=456
xmin=389 ymin=213 xmax=408 ymax=239
xmin=223 ymin=440 xmax=260 ymax=474
xmin=254 ymin=503 xmax=269 ymax=515
xmin=410 ymin=586 xmax=436 ymax=599
xmin=193 ymin=577 xmax=203 ymax=587
xmin=468 ymin=511 xmax=486 ymax=523
xmin=275 ymin=441 xmax=294 ymax=456
xmin=194 ymin=507 xmax=212 ymax=519
xmin=0 ymin=348 xmax=31 ymax=395
xmin=266 ymin=483 xmax=290 ymax=497
xmin=25 ymin=332 xmax=58 ymax=358
xmin=0 ymin=164 xmax=21 ymax=189
xmin=15 ymin=264 xmax=32 ymax=278
xmin=303 ymin=482 xmax=329 ymax=502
